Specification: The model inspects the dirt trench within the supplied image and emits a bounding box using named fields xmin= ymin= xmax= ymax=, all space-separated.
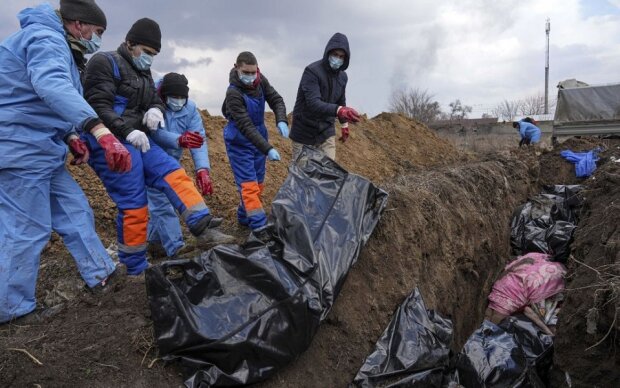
xmin=0 ymin=113 xmax=544 ymax=387
xmin=261 ymin=156 xmax=539 ymax=387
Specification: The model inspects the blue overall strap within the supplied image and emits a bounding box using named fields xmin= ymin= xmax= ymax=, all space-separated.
xmin=102 ymin=52 xmax=121 ymax=81
xmin=101 ymin=52 xmax=127 ymax=116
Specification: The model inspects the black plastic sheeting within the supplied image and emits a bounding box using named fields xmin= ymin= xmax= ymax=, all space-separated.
xmin=455 ymin=316 xmax=554 ymax=388
xmin=145 ymin=147 xmax=388 ymax=387
xmin=351 ymin=288 xmax=453 ymax=388
xmin=510 ymin=185 xmax=583 ymax=262
xmin=351 ymin=296 xmax=554 ymax=388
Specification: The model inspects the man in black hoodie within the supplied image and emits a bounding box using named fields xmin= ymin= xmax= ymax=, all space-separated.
xmin=289 ymin=32 xmax=361 ymax=161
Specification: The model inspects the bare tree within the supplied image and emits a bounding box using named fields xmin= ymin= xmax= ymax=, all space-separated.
xmin=389 ymin=88 xmax=442 ymax=123
xmin=448 ymin=99 xmax=473 ymax=119
xmin=492 ymin=99 xmax=521 ymax=121
xmin=519 ymin=93 xmax=546 ymax=115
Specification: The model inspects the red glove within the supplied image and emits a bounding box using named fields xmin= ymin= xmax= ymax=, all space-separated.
xmin=339 ymin=126 xmax=350 ymax=143
xmin=178 ymin=131 xmax=204 ymax=149
xmin=68 ymin=138 xmax=89 ymax=165
xmin=98 ymin=134 xmax=132 ymax=173
xmin=196 ymin=169 xmax=213 ymax=196
xmin=337 ymin=106 xmax=361 ymax=123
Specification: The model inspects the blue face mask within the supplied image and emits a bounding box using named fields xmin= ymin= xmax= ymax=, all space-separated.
xmin=238 ymin=71 xmax=256 ymax=86
xmin=133 ymin=51 xmax=154 ymax=71
xmin=328 ymin=55 xmax=344 ymax=70
xmin=80 ymin=32 xmax=101 ymax=54
xmin=166 ymin=97 xmax=187 ymax=112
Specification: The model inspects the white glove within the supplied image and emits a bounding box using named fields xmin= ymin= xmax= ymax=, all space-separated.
xmin=126 ymin=130 xmax=150 ymax=152
xmin=142 ymin=107 xmax=165 ymax=130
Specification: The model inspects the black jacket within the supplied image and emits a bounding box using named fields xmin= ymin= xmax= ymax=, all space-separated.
xmin=84 ymin=43 xmax=164 ymax=139
xmin=222 ymin=68 xmax=287 ymax=155
xmin=289 ymin=33 xmax=349 ymax=145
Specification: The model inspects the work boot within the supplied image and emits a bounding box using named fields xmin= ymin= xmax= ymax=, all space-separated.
xmin=251 ymin=225 xmax=272 ymax=244
xmin=198 ymin=227 xmax=236 ymax=245
xmin=188 ymin=214 xmax=224 ymax=237
xmin=87 ymin=265 xmax=127 ymax=295
xmin=6 ymin=304 xmax=64 ymax=326
xmin=147 ymin=241 xmax=167 ymax=259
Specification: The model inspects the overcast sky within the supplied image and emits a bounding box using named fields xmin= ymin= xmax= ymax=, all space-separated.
xmin=2 ymin=0 xmax=620 ymax=117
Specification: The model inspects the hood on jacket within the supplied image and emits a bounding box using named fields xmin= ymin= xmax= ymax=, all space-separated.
xmin=322 ymin=32 xmax=350 ymax=72
xmin=18 ymin=3 xmax=64 ymax=34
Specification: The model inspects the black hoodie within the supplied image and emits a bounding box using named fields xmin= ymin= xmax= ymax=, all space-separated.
xmin=289 ymin=32 xmax=350 ymax=145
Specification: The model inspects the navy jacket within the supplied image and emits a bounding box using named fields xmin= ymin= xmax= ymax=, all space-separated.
xmin=290 ymin=33 xmax=350 ymax=145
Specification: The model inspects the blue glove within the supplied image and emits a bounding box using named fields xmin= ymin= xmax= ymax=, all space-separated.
xmin=267 ymin=148 xmax=281 ymax=161
xmin=277 ymin=122 xmax=289 ymax=138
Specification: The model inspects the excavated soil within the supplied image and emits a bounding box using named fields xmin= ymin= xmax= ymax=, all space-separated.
xmin=1 ymin=112 xmax=616 ymax=387
xmin=550 ymin=142 xmax=620 ymax=388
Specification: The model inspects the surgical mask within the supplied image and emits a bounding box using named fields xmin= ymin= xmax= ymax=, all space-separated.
xmin=133 ymin=51 xmax=154 ymax=71
xmin=328 ymin=55 xmax=344 ymax=70
xmin=80 ymin=32 xmax=101 ymax=54
xmin=166 ymin=97 xmax=187 ymax=112
xmin=238 ymin=71 xmax=256 ymax=86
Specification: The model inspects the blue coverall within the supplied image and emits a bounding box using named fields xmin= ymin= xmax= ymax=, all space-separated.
xmin=0 ymin=4 xmax=116 ymax=322
xmin=518 ymin=120 xmax=542 ymax=144
xmin=147 ymin=98 xmax=211 ymax=256
xmin=224 ymin=86 xmax=268 ymax=229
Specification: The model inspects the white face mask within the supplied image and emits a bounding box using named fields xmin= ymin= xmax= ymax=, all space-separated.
xmin=166 ymin=97 xmax=187 ymax=111
xmin=328 ymin=55 xmax=344 ymax=70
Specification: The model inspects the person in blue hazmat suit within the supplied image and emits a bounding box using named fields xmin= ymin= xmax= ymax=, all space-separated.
xmin=147 ymin=73 xmax=213 ymax=257
xmin=289 ymin=33 xmax=361 ymax=161
xmin=513 ymin=119 xmax=542 ymax=147
xmin=222 ymin=51 xmax=288 ymax=241
xmin=0 ymin=0 xmax=133 ymax=323
xmin=83 ymin=18 xmax=234 ymax=276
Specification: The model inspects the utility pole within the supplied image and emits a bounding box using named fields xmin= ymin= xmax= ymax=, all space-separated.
xmin=544 ymin=18 xmax=550 ymax=114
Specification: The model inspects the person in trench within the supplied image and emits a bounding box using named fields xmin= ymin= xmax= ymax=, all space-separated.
xmin=221 ymin=51 xmax=289 ymax=242
xmin=514 ymin=118 xmax=542 ymax=147
xmin=82 ymin=18 xmax=234 ymax=276
xmin=147 ymin=73 xmax=214 ymax=258
xmin=0 ymin=0 xmax=129 ymax=323
xmin=289 ymin=32 xmax=361 ymax=161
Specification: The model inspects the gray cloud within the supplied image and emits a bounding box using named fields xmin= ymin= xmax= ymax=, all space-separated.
xmin=2 ymin=0 xmax=620 ymax=117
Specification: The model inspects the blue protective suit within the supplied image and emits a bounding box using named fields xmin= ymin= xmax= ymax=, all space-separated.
xmin=517 ymin=120 xmax=542 ymax=143
xmin=148 ymin=98 xmax=211 ymax=256
xmin=0 ymin=4 xmax=116 ymax=322
xmin=224 ymin=85 xmax=268 ymax=230
xmin=560 ymin=149 xmax=600 ymax=178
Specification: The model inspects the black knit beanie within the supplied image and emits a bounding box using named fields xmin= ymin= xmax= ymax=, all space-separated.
xmin=161 ymin=73 xmax=189 ymax=98
xmin=126 ymin=18 xmax=161 ymax=52
xmin=60 ymin=0 xmax=107 ymax=28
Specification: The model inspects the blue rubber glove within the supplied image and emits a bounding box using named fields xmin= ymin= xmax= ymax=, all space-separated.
xmin=267 ymin=148 xmax=281 ymax=161
xmin=277 ymin=122 xmax=289 ymax=138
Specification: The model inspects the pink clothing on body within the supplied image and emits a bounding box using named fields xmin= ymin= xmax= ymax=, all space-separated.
xmin=488 ymin=252 xmax=566 ymax=316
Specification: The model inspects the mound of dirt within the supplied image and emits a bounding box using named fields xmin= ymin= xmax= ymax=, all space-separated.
xmin=0 ymin=112 xmax=469 ymax=387
xmin=552 ymin=144 xmax=620 ymax=387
